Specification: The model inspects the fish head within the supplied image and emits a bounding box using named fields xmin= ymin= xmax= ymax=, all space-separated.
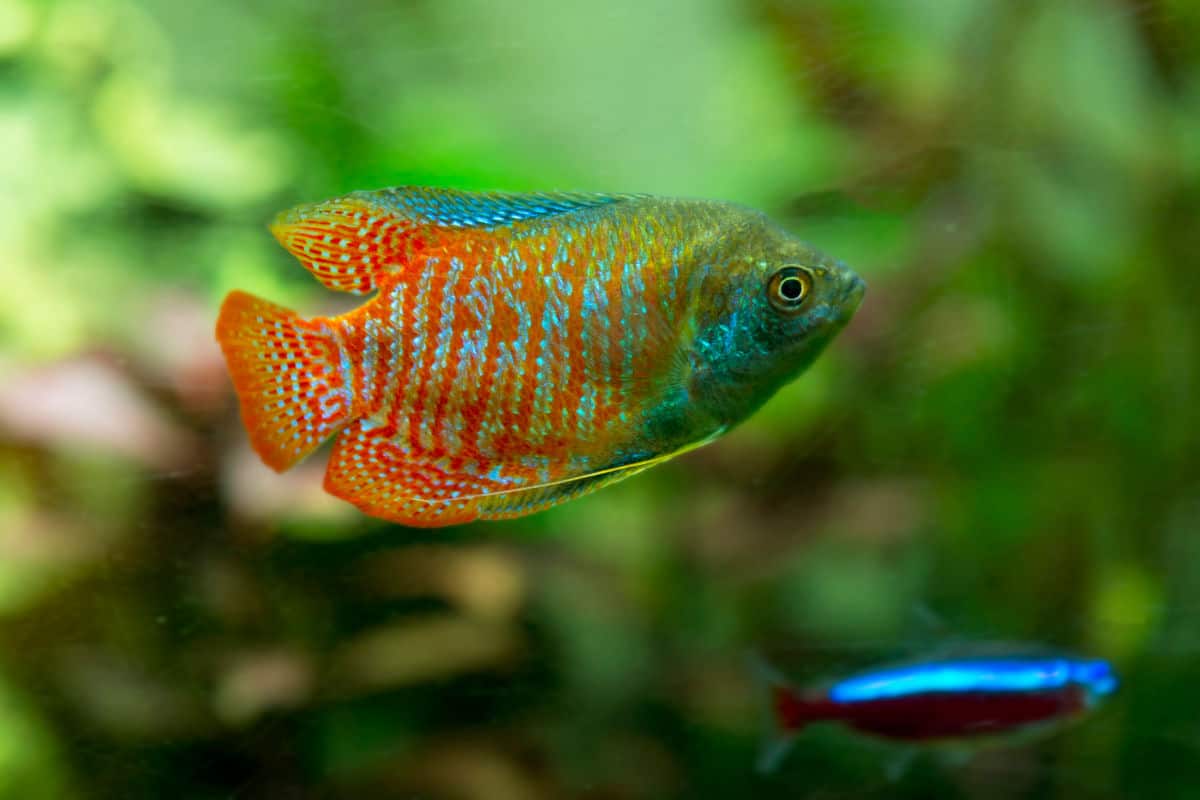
xmin=687 ymin=210 xmax=865 ymax=423
xmin=1070 ymin=659 xmax=1120 ymax=704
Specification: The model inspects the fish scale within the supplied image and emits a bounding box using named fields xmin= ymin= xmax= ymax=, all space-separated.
xmin=216 ymin=186 xmax=863 ymax=526
xmin=348 ymin=213 xmax=678 ymax=504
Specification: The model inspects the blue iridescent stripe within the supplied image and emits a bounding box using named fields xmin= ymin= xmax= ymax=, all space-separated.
xmin=828 ymin=658 xmax=1117 ymax=704
xmin=370 ymin=188 xmax=634 ymax=229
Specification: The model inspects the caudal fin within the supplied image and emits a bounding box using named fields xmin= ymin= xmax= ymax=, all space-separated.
xmin=215 ymin=290 xmax=355 ymax=471
xmin=748 ymin=653 xmax=805 ymax=774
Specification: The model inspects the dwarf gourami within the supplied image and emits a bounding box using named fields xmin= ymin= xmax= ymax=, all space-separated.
xmin=754 ymin=648 xmax=1119 ymax=772
xmin=215 ymin=186 xmax=864 ymax=526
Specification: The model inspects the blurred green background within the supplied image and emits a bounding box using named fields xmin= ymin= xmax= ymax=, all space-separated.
xmin=1 ymin=0 xmax=1199 ymax=797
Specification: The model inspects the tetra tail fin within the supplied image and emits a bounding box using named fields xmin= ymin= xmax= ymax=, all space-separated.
xmin=215 ymin=290 xmax=355 ymax=471
xmin=748 ymin=653 xmax=805 ymax=774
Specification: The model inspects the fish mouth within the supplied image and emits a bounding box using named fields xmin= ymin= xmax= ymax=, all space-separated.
xmin=839 ymin=272 xmax=866 ymax=313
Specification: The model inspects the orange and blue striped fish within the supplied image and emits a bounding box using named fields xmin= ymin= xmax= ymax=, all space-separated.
xmin=215 ymin=187 xmax=864 ymax=527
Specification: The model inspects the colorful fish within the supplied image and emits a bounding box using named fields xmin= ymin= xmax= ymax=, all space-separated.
xmin=754 ymin=648 xmax=1119 ymax=772
xmin=215 ymin=187 xmax=864 ymax=526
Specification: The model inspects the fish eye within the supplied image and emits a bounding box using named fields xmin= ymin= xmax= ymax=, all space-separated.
xmin=768 ymin=266 xmax=812 ymax=313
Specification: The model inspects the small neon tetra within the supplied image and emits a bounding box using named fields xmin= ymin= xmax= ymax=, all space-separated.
xmin=754 ymin=647 xmax=1119 ymax=773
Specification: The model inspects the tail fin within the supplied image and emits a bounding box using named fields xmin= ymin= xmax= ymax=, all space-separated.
xmin=748 ymin=653 xmax=804 ymax=774
xmin=215 ymin=290 xmax=355 ymax=471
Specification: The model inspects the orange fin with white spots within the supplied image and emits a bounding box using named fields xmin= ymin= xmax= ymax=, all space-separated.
xmin=215 ymin=290 xmax=355 ymax=471
xmin=322 ymin=420 xmax=484 ymax=527
xmin=322 ymin=419 xmax=723 ymax=528
xmin=269 ymin=197 xmax=415 ymax=294
xmin=270 ymin=187 xmax=639 ymax=293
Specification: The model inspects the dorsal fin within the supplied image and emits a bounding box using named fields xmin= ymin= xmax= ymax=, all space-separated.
xmin=363 ymin=186 xmax=640 ymax=228
xmin=269 ymin=186 xmax=641 ymax=294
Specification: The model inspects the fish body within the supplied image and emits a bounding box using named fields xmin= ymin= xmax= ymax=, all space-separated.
xmin=755 ymin=650 xmax=1119 ymax=772
xmin=216 ymin=187 xmax=864 ymax=526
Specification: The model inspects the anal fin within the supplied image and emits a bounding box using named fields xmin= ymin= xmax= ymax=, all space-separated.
xmin=323 ymin=420 xmax=483 ymax=527
xmin=323 ymin=421 xmax=724 ymax=528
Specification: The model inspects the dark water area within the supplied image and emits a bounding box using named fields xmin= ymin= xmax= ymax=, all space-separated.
xmin=1 ymin=0 xmax=1198 ymax=797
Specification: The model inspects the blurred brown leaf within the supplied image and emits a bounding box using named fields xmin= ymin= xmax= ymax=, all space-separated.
xmin=214 ymin=647 xmax=314 ymax=726
xmin=357 ymin=545 xmax=527 ymax=621
xmin=326 ymin=614 xmax=524 ymax=698
xmin=0 ymin=356 xmax=196 ymax=471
